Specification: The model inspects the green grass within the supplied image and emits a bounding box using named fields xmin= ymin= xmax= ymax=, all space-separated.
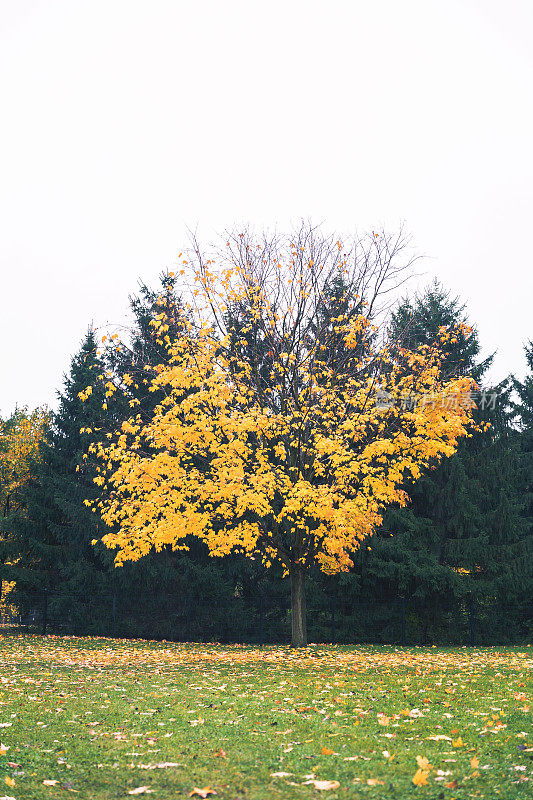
xmin=0 ymin=636 xmax=531 ymax=798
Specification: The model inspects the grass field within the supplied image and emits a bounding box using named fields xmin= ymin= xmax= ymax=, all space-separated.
xmin=0 ymin=636 xmax=531 ymax=798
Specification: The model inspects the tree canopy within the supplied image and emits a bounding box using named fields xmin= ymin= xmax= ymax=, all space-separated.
xmin=87 ymin=227 xmax=478 ymax=645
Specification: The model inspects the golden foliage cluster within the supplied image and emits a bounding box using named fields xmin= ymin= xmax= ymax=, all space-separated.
xmin=0 ymin=408 xmax=48 ymax=518
xmin=84 ymin=233 xmax=478 ymax=574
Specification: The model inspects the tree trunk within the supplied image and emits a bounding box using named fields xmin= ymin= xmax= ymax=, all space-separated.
xmin=290 ymin=565 xmax=307 ymax=647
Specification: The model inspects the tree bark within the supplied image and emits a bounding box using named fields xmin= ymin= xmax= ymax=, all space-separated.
xmin=290 ymin=565 xmax=307 ymax=647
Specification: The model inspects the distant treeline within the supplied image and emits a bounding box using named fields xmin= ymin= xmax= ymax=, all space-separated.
xmin=1 ymin=268 xmax=532 ymax=644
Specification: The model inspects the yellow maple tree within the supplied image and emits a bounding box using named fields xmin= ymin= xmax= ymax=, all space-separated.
xmin=88 ymin=227 xmax=477 ymax=645
xmin=0 ymin=406 xmax=49 ymax=617
xmin=0 ymin=407 xmax=49 ymax=519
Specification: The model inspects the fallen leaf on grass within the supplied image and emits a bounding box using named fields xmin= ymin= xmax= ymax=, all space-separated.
xmin=321 ymin=747 xmax=334 ymax=755
xmin=128 ymin=788 xmax=154 ymax=796
xmin=271 ymin=772 xmax=293 ymax=778
xmin=213 ymin=749 xmax=227 ymax=759
xmin=452 ymin=736 xmax=464 ymax=748
xmin=471 ymin=756 xmax=479 ymax=769
xmin=416 ymin=756 xmax=432 ymax=770
xmin=43 ymin=779 xmax=59 ymax=786
xmin=412 ymin=769 xmax=429 ymax=787
xmin=445 ymin=780 xmax=458 ymax=789
xmin=0 ymin=746 xmax=8 ymax=756
xmin=303 ymin=780 xmax=340 ymax=790
xmin=189 ymin=788 xmax=217 ymax=798
xmin=3 ymin=780 xmax=14 ymax=790
xmin=366 ymin=779 xmax=384 ymax=786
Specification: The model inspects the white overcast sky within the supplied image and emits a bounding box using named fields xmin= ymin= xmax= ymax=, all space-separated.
xmin=1 ymin=0 xmax=532 ymax=416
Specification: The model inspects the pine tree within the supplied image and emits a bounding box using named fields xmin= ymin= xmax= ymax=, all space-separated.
xmin=511 ymin=343 xmax=533 ymax=632
xmin=514 ymin=342 xmax=533 ymax=518
xmin=105 ymin=272 xmax=189 ymax=418
xmin=357 ymin=283 xmax=529 ymax=643
xmin=388 ymin=280 xmax=491 ymax=381
xmin=2 ymin=331 xmax=119 ymax=628
xmin=103 ymin=274 xmax=276 ymax=641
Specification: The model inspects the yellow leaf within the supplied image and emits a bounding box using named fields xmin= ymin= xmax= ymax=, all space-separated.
xmin=4 ymin=777 xmax=15 ymax=788
xmin=412 ymin=769 xmax=429 ymax=787
xmin=321 ymin=747 xmax=334 ymax=755
xmin=452 ymin=736 xmax=464 ymax=748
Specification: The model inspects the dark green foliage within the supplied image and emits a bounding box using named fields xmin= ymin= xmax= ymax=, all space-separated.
xmin=3 ymin=275 xmax=271 ymax=637
xmin=344 ymin=284 xmax=532 ymax=644
xmin=389 ymin=279 xmax=492 ymax=381
xmin=105 ymin=273 xmax=189 ymax=419
xmin=514 ymin=342 xmax=533 ymax=519
xmin=5 ymin=277 xmax=531 ymax=644
xmin=2 ymin=331 xmax=115 ymax=615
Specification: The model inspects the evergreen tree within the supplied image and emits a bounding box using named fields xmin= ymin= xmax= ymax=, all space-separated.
xmin=103 ymin=274 xmax=281 ymax=641
xmin=3 ymin=322 xmax=264 ymax=638
xmin=511 ymin=343 xmax=533 ymax=630
xmin=514 ymin=342 xmax=533 ymax=518
xmin=388 ymin=280 xmax=491 ymax=381
xmin=2 ymin=331 xmax=118 ymax=626
xmin=354 ymin=283 xmax=529 ymax=643
xmin=105 ymin=272 xmax=189 ymax=419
